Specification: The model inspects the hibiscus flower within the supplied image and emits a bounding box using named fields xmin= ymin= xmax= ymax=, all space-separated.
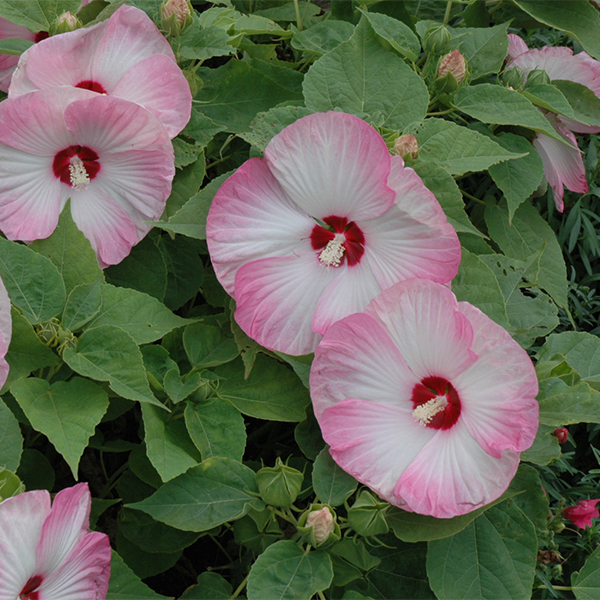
xmin=0 ymin=86 xmax=175 ymax=267
xmin=310 ymin=279 xmax=539 ymax=518
xmin=563 ymin=499 xmax=600 ymax=529
xmin=0 ymin=483 xmax=111 ymax=600
xmin=0 ymin=275 xmax=11 ymax=390
xmin=207 ymin=111 xmax=461 ymax=355
xmin=9 ymin=4 xmax=191 ymax=138
xmin=507 ymin=34 xmax=600 ymax=210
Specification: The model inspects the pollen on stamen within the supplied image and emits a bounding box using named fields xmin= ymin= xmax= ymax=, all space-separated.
xmin=319 ymin=234 xmax=345 ymax=267
xmin=413 ymin=396 xmax=448 ymax=426
xmin=69 ymin=157 xmax=90 ymax=191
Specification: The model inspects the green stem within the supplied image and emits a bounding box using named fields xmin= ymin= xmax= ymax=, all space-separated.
xmin=317 ymin=591 xmax=327 ymax=600
xmin=443 ymin=0 xmax=453 ymax=24
xmin=537 ymin=585 xmax=572 ymax=591
xmin=293 ymin=0 xmax=303 ymax=31
xmin=461 ymin=190 xmax=486 ymax=206
xmin=427 ymin=107 xmax=456 ymax=116
xmin=230 ymin=575 xmax=249 ymax=600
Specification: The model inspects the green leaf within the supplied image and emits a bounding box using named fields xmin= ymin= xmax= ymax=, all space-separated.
xmin=412 ymin=161 xmax=483 ymax=237
xmin=247 ymin=540 xmax=334 ymax=600
xmin=451 ymin=248 xmax=510 ymax=328
xmin=184 ymin=398 xmax=246 ymax=461
xmin=405 ymin=119 xmax=525 ymax=176
xmin=0 ymin=0 xmax=80 ymax=30
xmin=163 ymin=369 xmax=201 ymax=404
xmin=359 ymin=10 xmax=420 ymax=61
xmin=182 ymin=108 xmax=226 ymax=147
xmin=154 ymin=171 xmax=233 ymax=240
xmin=179 ymin=23 xmax=235 ymax=61
xmin=0 ymin=468 xmax=25 ymax=501
xmin=173 ymin=139 xmax=204 ymax=170
xmin=454 ymin=84 xmax=570 ymax=143
xmin=2 ymin=307 xmax=60 ymax=393
xmin=63 ymin=325 xmax=161 ymax=407
xmin=303 ymin=17 xmax=429 ymax=130
xmin=447 ymin=22 xmax=509 ymax=78
xmin=552 ymin=80 xmax=600 ymax=128
xmin=538 ymin=332 xmax=600 ymax=389
xmin=183 ymin=323 xmax=239 ymax=369
xmin=484 ymin=201 xmax=568 ymax=307
xmin=509 ymin=464 xmax=549 ymax=533
xmin=215 ymin=355 xmax=310 ymax=421
xmin=10 ymin=377 xmax=108 ymax=478
xmin=162 ymin=156 xmax=209 ymax=220
xmin=105 ymin=234 xmax=168 ymax=302
xmin=521 ymin=424 xmax=561 ymax=466
xmin=0 ymin=397 xmax=23 ymax=471
xmin=141 ymin=403 xmax=201 ymax=482
xmin=572 ymin=543 xmax=600 ymax=599
xmin=487 ymin=132 xmax=544 ymax=222
xmin=194 ymin=59 xmax=303 ymax=133
xmin=180 ymin=572 xmax=233 ymax=600
xmin=0 ymin=38 xmax=33 ymax=55
xmin=521 ymin=83 xmax=574 ymax=118
xmin=231 ymin=13 xmax=287 ymax=36
xmin=128 ymin=457 xmax=264 ymax=532
xmin=312 ymin=448 xmax=358 ymax=507
xmin=537 ymin=377 xmax=600 ymax=427
xmin=106 ymin=550 xmax=170 ymax=599
xmin=62 ymin=279 xmax=103 ymax=332
xmin=30 ymin=206 xmax=102 ymax=295
xmin=85 ymin=284 xmax=190 ymax=345
xmin=239 ymin=105 xmax=313 ymax=153
xmin=0 ymin=237 xmax=66 ymax=325
xmin=426 ymin=500 xmax=537 ymax=600
xmin=512 ymin=0 xmax=600 ymax=61
xmin=116 ymin=529 xmax=181 ymax=580
xmin=291 ymin=20 xmax=355 ymax=56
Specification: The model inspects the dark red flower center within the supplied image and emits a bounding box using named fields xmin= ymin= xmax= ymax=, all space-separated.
xmin=52 ymin=145 xmax=100 ymax=188
xmin=75 ymin=80 xmax=107 ymax=94
xmin=411 ymin=376 xmax=461 ymax=430
xmin=34 ymin=31 xmax=49 ymax=43
xmin=310 ymin=216 xmax=365 ymax=267
xmin=20 ymin=575 xmax=43 ymax=599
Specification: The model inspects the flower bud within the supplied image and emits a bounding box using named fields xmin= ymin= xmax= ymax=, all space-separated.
xmin=255 ymin=458 xmax=304 ymax=507
xmin=437 ymin=50 xmax=466 ymax=84
xmin=502 ymin=67 xmax=524 ymax=90
xmin=161 ymin=0 xmax=193 ymax=36
xmin=526 ymin=69 xmax=551 ymax=87
xmin=423 ymin=24 xmax=451 ymax=55
xmin=297 ymin=504 xmax=340 ymax=547
xmin=348 ymin=490 xmax=389 ymax=536
xmin=553 ymin=428 xmax=568 ymax=444
xmin=563 ymin=499 xmax=600 ymax=529
xmin=392 ymin=134 xmax=419 ymax=160
xmin=51 ymin=11 xmax=82 ymax=35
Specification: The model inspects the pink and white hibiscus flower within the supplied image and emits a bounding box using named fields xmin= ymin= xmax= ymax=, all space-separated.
xmin=9 ymin=4 xmax=191 ymax=138
xmin=207 ymin=111 xmax=461 ymax=355
xmin=507 ymin=34 xmax=600 ymax=210
xmin=310 ymin=279 xmax=539 ymax=518
xmin=0 ymin=86 xmax=175 ymax=267
xmin=0 ymin=483 xmax=111 ymax=600
xmin=0 ymin=275 xmax=11 ymax=390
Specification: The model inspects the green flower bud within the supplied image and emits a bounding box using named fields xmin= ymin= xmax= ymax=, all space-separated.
xmin=297 ymin=503 xmax=341 ymax=547
xmin=161 ymin=0 xmax=193 ymax=37
xmin=437 ymin=50 xmax=466 ymax=83
xmin=526 ymin=69 xmax=551 ymax=87
xmin=50 ymin=11 xmax=82 ymax=35
xmin=502 ymin=67 xmax=524 ymax=90
xmin=348 ymin=490 xmax=389 ymax=536
xmin=423 ymin=24 xmax=451 ymax=55
xmin=255 ymin=457 xmax=304 ymax=507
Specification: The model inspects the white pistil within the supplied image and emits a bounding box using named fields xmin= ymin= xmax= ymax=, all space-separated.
xmin=319 ymin=233 xmax=345 ymax=267
xmin=413 ymin=396 xmax=448 ymax=426
xmin=69 ymin=156 xmax=90 ymax=191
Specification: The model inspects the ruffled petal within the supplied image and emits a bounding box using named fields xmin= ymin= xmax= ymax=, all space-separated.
xmin=38 ymin=532 xmax=111 ymax=600
xmin=234 ymin=253 xmax=339 ymax=355
xmin=35 ymin=484 xmax=91 ymax=578
xmin=453 ymin=302 xmax=539 ymax=457
xmin=0 ymin=273 xmax=13 ymax=389
xmin=207 ymin=158 xmax=315 ymax=295
xmin=395 ymin=421 xmax=520 ymax=518
xmin=111 ymin=54 xmax=191 ymax=138
xmin=312 ymin=257 xmax=383 ymax=335
xmin=0 ymin=55 xmax=19 ymax=93
xmin=507 ymin=33 xmax=529 ymax=61
xmin=90 ymin=5 xmax=175 ymax=91
xmin=533 ymin=119 xmax=588 ymax=212
xmin=0 ymin=490 xmax=50 ymax=600
xmin=509 ymin=46 xmax=600 ymax=97
xmin=362 ymin=158 xmax=460 ymax=288
xmin=321 ymin=399 xmax=434 ymax=506
xmin=557 ymin=116 xmax=600 ymax=135
xmin=265 ymin=112 xmax=395 ymax=221
xmin=311 ymin=312 xmax=419 ymax=417
xmin=0 ymin=16 xmax=37 ymax=40
xmin=365 ymin=279 xmax=477 ymax=382
xmin=69 ymin=184 xmax=140 ymax=267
